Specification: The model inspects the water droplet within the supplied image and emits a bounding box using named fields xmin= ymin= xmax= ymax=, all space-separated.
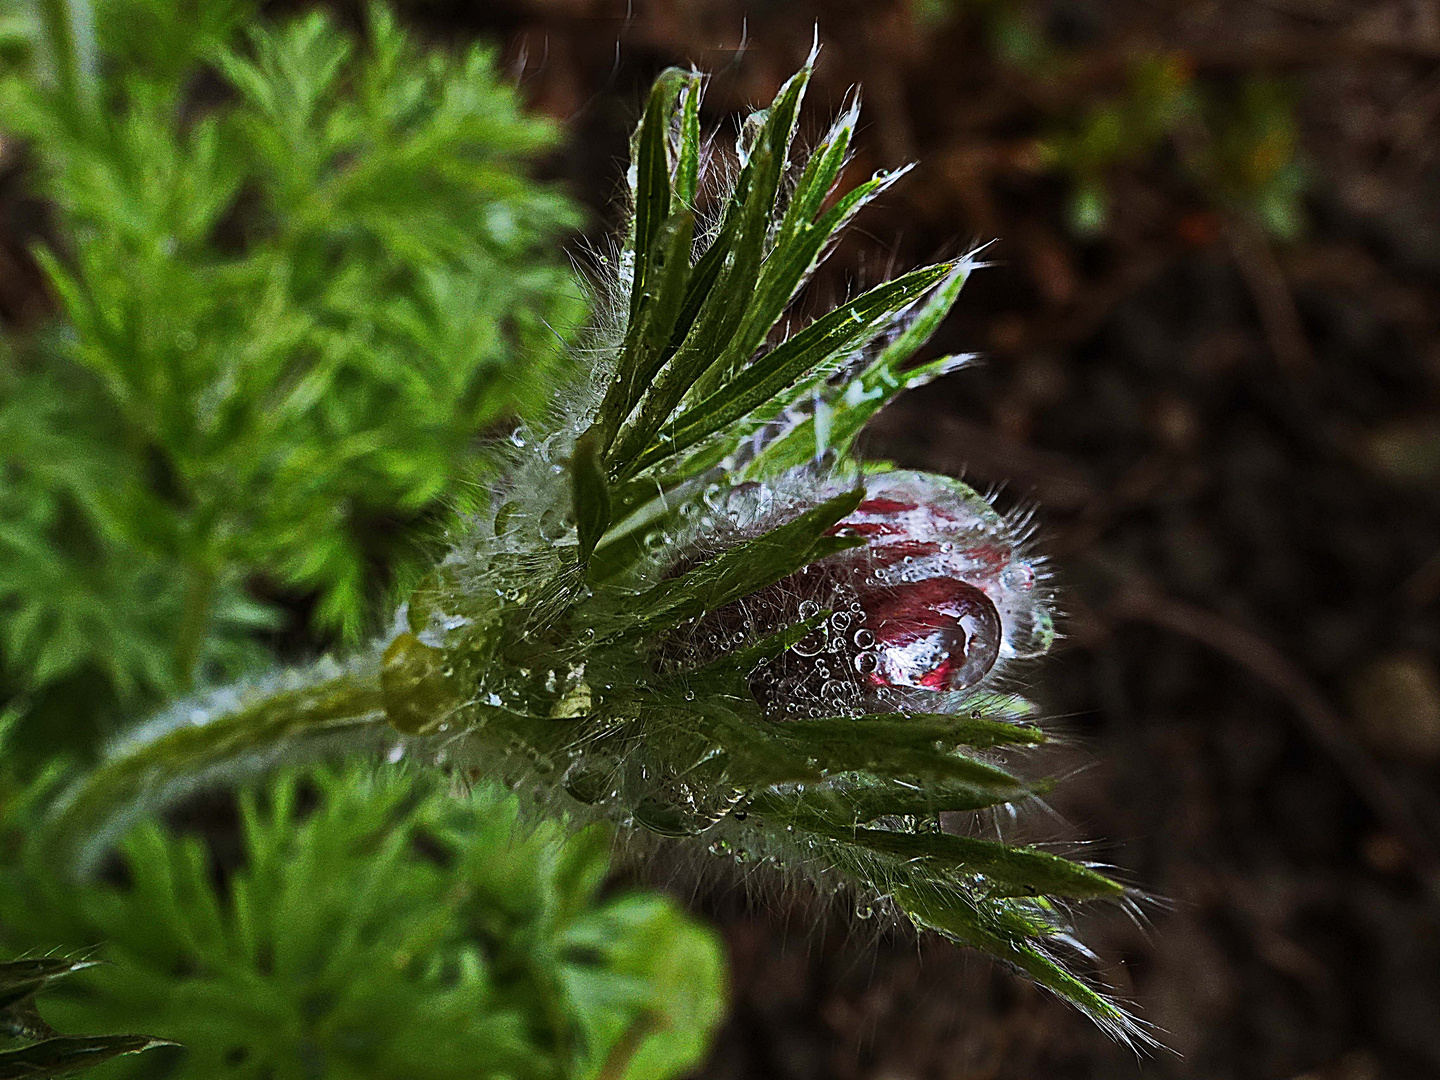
xmin=634 ymin=795 xmax=720 ymax=837
xmin=539 ymin=507 xmax=570 ymax=541
xmin=861 ymin=579 xmax=1001 ymax=691
xmin=493 ymin=502 xmax=519 ymax=534
xmin=1001 ymin=562 xmax=1034 ymax=590
xmin=562 ymin=758 xmax=617 ymax=806
xmin=792 ymin=630 xmax=826 ymax=657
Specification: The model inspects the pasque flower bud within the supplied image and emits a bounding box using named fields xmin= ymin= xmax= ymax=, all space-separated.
xmin=667 ymin=470 xmax=1052 ymax=720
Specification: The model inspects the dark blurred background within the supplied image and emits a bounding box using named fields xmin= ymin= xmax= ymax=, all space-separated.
xmin=7 ymin=1 xmax=1440 ymax=1077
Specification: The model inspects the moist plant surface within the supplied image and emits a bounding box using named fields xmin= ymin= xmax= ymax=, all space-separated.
xmin=47 ymin=52 xmax=1145 ymax=1044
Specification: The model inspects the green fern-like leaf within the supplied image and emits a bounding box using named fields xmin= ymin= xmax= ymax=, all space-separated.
xmin=5 ymin=765 xmax=723 ymax=1080
xmin=0 ymin=1 xmax=584 ymax=722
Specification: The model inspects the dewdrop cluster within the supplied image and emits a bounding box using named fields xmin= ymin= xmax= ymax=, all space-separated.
xmin=658 ymin=469 xmax=1054 ymax=721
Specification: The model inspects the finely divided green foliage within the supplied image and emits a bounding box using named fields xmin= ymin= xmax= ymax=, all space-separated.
xmin=0 ymin=1 xmax=584 ymax=732
xmin=51 ymin=56 xmax=1146 ymax=1042
xmin=5 ymin=766 xmax=723 ymax=1080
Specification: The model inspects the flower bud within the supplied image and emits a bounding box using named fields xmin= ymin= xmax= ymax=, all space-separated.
xmin=668 ymin=471 xmax=1052 ymax=718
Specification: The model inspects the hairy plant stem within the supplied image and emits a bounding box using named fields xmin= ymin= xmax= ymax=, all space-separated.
xmin=50 ymin=666 xmax=390 ymax=875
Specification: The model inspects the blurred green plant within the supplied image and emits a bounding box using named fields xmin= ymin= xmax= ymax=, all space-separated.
xmin=914 ymin=0 xmax=1308 ymax=238
xmin=1043 ymin=57 xmax=1306 ymax=238
xmin=0 ymin=0 xmax=585 ymax=749
xmin=0 ymin=6 xmax=728 ymax=1079
xmin=0 ymin=955 xmax=170 ymax=1077
xmin=915 ymin=0 xmax=1048 ymax=69
xmin=1038 ymin=52 xmax=1196 ymax=235
xmin=0 ymin=761 xmax=724 ymax=1080
xmin=1187 ymin=76 xmax=1307 ymax=239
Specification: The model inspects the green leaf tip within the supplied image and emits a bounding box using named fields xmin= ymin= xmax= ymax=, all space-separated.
xmin=0 ymin=955 xmax=173 ymax=1078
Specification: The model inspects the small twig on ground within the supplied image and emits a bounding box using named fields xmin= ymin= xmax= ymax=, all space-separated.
xmin=1225 ymin=217 xmax=1314 ymax=377
xmin=1108 ymin=584 xmax=1440 ymax=903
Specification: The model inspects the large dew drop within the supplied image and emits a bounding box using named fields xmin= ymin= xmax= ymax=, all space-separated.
xmin=857 ymin=577 xmax=1001 ymax=691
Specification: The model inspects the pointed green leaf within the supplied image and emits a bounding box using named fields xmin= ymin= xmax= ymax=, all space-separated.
xmin=0 ymin=960 xmax=94 ymax=1012
xmin=0 ymin=1035 xmax=173 ymax=1079
xmin=776 ymin=94 xmax=860 ymax=247
xmin=674 ymin=75 xmax=703 ymax=206
xmin=844 ymin=711 xmax=1047 ymax=749
xmin=750 ymin=775 xmax=1050 ymax=825
xmin=894 ymin=884 xmax=1144 ymax=1041
xmin=590 ymin=205 xmax=696 ymax=452
xmin=628 ymin=263 xmax=955 ymax=478
xmin=608 ymin=62 xmax=813 ymax=472
xmin=748 ymin=262 xmax=974 ymax=475
xmin=572 ymin=426 xmax=611 ymax=563
xmin=801 ymin=821 xmax=1124 ymax=900
xmin=627 ymin=69 xmax=689 ymax=323
xmin=757 ymin=718 xmax=1033 ymax=793
xmin=700 ymin=164 xmax=914 ymax=410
